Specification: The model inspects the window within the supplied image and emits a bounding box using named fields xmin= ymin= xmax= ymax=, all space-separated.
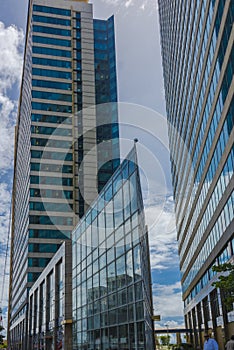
xmin=32 ymin=102 xmax=72 ymax=113
xmin=32 ymin=46 xmax=71 ymax=58
xmin=32 ymin=57 xmax=71 ymax=68
xmin=33 ymin=35 xmax=71 ymax=47
xmin=32 ymin=68 xmax=71 ymax=80
xmin=33 ymin=15 xmax=71 ymax=26
xmin=31 ymin=113 xmax=72 ymax=124
xmin=32 ymin=90 xmax=72 ymax=102
xmin=33 ymin=25 xmax=71 ymax=37
xmin=33 ymin=5 xmax=71 ymax=16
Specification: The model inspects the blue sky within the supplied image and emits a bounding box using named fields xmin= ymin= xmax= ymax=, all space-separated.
xmin=0 ymin=0 xmax=184 ymax=330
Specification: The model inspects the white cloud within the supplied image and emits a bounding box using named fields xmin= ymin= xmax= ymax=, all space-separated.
xmin=147 ymin=196 xmax=178 ymax=270
xmin=99 ymin=0 xmax=156 ymax=13
xmin=0 ymin=21 xmax=24 ymax=329
xmin=125 ymin=0 xmax=133 ymax=8
xmin=0 ymin=183 xmax=11 ymax=214
xmin=0 ymin=183 xmax=11 ymax=246
xmin=0 ymin=183 xmax=11 ymax=330
xmin=143 ymin=194 xmax=183 ymax=322
xmin=0 ymin=252 xmax=10 ymax=318
xmin=0 ymin=22 xmax=24 ymax=174
xmin=0 ymin=94 xmax=18 ymax=174
xmin=0 ymin=22 xmax=24 ymax=93
xmin=153 ymin=282 xmax=184 ymax=318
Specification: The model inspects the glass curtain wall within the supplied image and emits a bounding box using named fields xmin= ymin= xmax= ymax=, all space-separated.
xmin=72 ymin=146 xmax=155 ymax=350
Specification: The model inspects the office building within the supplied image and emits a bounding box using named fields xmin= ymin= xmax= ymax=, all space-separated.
xmin=72 ymin=146 xmax=155 ymax=350
xmin=158 ymin=0 xmax=233 ymax=347
xmin=8 ymin=0 xmax=119 ymax=348
xmin=27 ymin=146 xmax=155 ymax=350
xmin=28 ymin=241 xmax=72 ymax=349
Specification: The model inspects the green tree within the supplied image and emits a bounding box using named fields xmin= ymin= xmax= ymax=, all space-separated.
xmin=159 ymin=335 xmax=171 ymax=346
xmin=0 ymin=325 xmax=5 ymax=346
xmin=212 ymin=263 xmax=234 ymax=310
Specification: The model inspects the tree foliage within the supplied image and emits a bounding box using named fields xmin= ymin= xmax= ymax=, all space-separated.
xmin=212 ymin=263 xmax=234 ymax=310
xmin=0 ymin=337 xmax=4 ymax=346
xmin=0 ymin=325 xmax=5 ymax=346
xmin=159 ymin=335 xmax=171 ymax=346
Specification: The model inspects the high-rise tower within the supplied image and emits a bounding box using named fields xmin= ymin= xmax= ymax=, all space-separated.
xmin=8 ymin=0 xmax=119 ymax=347
xmin=159 ymin=0 xmax=233 ymax=346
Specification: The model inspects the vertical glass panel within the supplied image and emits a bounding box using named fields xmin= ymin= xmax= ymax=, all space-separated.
xmin=109 ymin=327 xmax=118 ymax=347
xmin=123 ymin=181 xmax=131 ymax=220
xmin=114 ymin=189 xmax=123 ymax=211
xmin=129 ymin=173 xmax=138 ymax=214
xmin=136 ymin=301 xmax=144 ymax=320
xmin=126 ymin=250 xmax=134 ymax=282
xmin=133 ymin=245 xmax=142 ymax=281
xmin=98 ymin=212 xmax=106 ymax=243
xmin=92 ymin=218 xmax=98 ymax=248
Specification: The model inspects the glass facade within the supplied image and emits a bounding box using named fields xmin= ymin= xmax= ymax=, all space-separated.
xmin=28 ymin=242 xmax=72 ymax=350
xmin=30 ymin=3 xmax=74 ymax=293
xmin=159 ymin=0 xmax=234 ymax=347
xmin=72 ymin=147 xmax=155 ymax=350
xmin=8 ymin=1 xmax=120 ymax=349
xmin=94 ymin=16 xmax=120 ymax=192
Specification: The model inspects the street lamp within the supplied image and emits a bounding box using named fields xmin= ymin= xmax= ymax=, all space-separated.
xmin=164 ymin=323 xmax=170 ymax=350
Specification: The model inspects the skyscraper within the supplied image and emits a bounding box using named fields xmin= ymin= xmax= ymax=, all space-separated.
xmin=72 ymin=146 xmax=155 ymax=350
xmin=26 ymin=146 xmax=155 ymax=350
xmin=8 ymin=0 xmax=119 ymax=347
xmin=159 ymin=0 xmax=233 ymax=347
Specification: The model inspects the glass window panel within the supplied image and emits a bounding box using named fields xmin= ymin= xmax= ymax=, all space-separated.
xmin=135 ymin=282 xmax=143 ymax=301
xmin=115 ymin=239 xmax=125 ymax=258
xmin=136 ymin=302 xmax=144 ymax=321
xmin=114 ymin=189 xmax=123 ymax=212
xmin=33 ymin=24 xmax=71 ymax=36
xmin=109 ymin=326 xmax=118 ymax=346
xmin=129 ymin=173 xmax=138 ymax=214
xmin=133 ymin=245 xmax=142 ymax=281
xmin=109 ymin=310 xmax=117 ymax=326
xmin=33 ymin=5 xmax=71 ymax=16
xmin=116 ymin=255 xmax=126 ymax=276
xmin=126 ymin=250 xmax=134 ymax=281
xmin=107 ymin=247 xmax=115 ymax=264
xmin=115 ymin=225 xmax=124 ymax=243
xmin=119 ymin=324 xmax=128 ymax=346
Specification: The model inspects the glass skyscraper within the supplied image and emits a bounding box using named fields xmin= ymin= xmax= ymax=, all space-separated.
xmin=94 ymin=17 xmax=119 ymax=192
xmin=72 ymin=146 xmax=155 ymax=350
xmin=8 ymin=0 xmax=119 ymax=348
xmin=158 ymin=0 xmax=233 ymax=347
xmin=26 ymin=147 xmax=155 ymax=350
